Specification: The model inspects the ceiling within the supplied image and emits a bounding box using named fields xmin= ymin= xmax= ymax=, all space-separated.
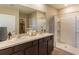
xmin=0 ymin=4 xmax=68 ymax=13
xmin=17 ymin=5 xmax=36 ymax=14
xmin=0 ymin=4 xmax=73 ymax=13
xmin=50 ymin=4 xmax=79 ymax=10
xmin=50 ymin=4 xmax=67 ymax=10
xmin=3 ymin=4 xmax=36 ymax=14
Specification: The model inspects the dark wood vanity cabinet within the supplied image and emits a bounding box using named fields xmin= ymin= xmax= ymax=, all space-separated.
xmin=13 ymin=42 xmax=33 ymax=55
xmin=25 ymin=45 xmax=38 ymax=55
xmin=38 ymin=36 xmax=54 ymax=55
xmin=0 ymin=35 xmax=54 ymax=55
xmin=0 ymin=47 xmax=13 ymax=55
xmin=25 ymin=40 xmax=38 ymax=55
xmin=47 ymin=36 xmax=54 ymax=54
xmin=38 ymin=38 xmax=47 ymax=55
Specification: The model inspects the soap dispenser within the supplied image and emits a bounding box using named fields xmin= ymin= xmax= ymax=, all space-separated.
xmin=8 ymin=32 xmax=12 ymax=39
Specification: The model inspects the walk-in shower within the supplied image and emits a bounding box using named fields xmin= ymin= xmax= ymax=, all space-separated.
xmin=54 ymin=12 xmax=79 ymax=54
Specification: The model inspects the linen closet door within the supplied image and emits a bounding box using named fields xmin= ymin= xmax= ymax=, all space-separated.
xmin=60 ymin=14 xmax=76 ymax=47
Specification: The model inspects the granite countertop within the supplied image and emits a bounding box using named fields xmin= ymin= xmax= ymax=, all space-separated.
xmin=0 ymin=33 xmax=53 ymax=50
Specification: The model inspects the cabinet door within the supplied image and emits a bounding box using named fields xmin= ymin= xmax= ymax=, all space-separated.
xmin=31 ymin=45 xmax=38 ymax=55
xmin=0 ymin=47 xmax=13 ymax=55
xmin=32 ymin=40 xmax=38 ymax=55
xmin=25 ymin=47 xmax=33 ymax=55
xmin=25 ymin=41 xmax=38 ymax=55
xmin=48 ymin=36 xmax=53 ymax=54
xmin=39 ymin=38 xmax=47 ymax=55
xmin=14 ymin=42 xmax=32 ymax=52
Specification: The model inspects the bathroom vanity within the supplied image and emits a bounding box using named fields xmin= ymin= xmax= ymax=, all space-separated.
xmin=0 ymin=33 xmax=54 ymax=55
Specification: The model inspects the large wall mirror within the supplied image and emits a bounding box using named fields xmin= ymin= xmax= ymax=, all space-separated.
xmin=0 ymin=14 xmax=16 ymax=34
xmin=19 ymin=5 xmax=47 ymax=34
xmin=29 ymin=11 xmax=47 ymax=32
xmin=19 ymin=7 xmax=47 ymax=34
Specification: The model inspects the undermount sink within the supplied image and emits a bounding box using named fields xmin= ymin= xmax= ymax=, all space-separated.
xmin=8 ymin=32 xmax=45 ymax=41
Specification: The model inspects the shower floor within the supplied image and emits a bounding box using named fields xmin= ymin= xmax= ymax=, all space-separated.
xmin=56 ymin=42 xmax=79 ymax=55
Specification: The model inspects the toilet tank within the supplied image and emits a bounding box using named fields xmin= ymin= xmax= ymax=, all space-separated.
xmin=0 ymin=27 xmax=7 ymax=41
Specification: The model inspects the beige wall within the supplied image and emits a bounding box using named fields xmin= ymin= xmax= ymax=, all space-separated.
xmin=46 ymin=5 xmax=58 ymax=17
xmin=0 ymin=5 xmax=19 ymax=34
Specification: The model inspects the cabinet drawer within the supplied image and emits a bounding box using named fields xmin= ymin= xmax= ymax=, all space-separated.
xmin=0 ymin=47 xmax=13 ymax=55
xmin=14 ymin=42 xmax=32 ymax=52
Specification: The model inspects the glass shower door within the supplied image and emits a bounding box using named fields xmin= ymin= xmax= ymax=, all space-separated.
xmin=60 ymin=14 xmax=76 ymax=47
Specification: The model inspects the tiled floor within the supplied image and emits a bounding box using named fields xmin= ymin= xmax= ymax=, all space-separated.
xmin=52 ymin=48 xmax=73 ymax=55
xmin=56 ymin=42 xmax=79 ymax=55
